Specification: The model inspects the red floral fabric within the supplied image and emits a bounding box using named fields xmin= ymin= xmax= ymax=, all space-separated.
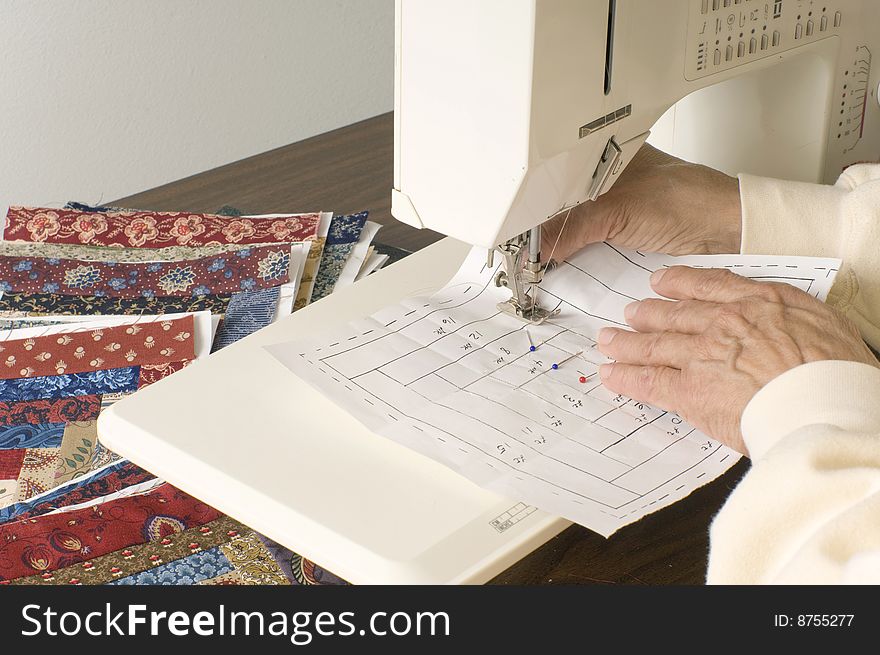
xmin=0 ymin=395 xmax=102 ymax=426
xmin=0 ymin=316 xmax=196 ymax=379
xmin=0 ymin=483 xmax=222 ymax=581
xmin=137 ymin=360 xmax=192 ymax=388
xmin=3 ymin=207 xmax=320 ymax=248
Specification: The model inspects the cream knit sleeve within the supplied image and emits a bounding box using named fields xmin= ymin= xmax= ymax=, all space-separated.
xmin=738 ymin=164 xmax=880 ymax=348
xmin=707 ymin=361 xmax=880 ymax=584
xmin=707 ymin=166 xmax=880 ymax=584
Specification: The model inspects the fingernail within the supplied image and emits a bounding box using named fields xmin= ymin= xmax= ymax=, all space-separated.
xmin=624 ymin=301 xmax=639 ymax=322
xmin=650 ymin=268 xmax=667 ymax=286
xmin=599 ymin=363 xmax=613 ymax=380
xmin=597 ymin=328 xmax=616 ymax=345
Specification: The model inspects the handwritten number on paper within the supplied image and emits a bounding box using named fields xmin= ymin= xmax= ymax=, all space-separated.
xmin=563 ymin=394 xmax=583 ymax=410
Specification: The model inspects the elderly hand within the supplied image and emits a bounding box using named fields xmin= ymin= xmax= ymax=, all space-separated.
xmin=542 ymin=144 xmax=743 ymax=263
xmin=596 ymin=267 xmax=879 ymax=455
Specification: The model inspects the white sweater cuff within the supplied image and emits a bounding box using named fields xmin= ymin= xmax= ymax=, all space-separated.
xmin=741 ymin=360 xmax=880 ymax=461
xmin=738 ymin=173 xmax=847 ymax=258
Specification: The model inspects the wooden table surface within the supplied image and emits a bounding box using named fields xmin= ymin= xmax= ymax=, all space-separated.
xmin=116 ymin=112 xmax=749 ymax=585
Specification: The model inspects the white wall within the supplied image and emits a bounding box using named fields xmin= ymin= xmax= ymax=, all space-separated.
xmin=0 ymin=0 xmax=394 ymax=209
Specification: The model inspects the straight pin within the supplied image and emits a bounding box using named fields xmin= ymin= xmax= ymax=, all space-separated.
xmin=526 ymin=329 xmax=536 ymax=352
xmin=552 ymin=350 xmax=583 ymax=370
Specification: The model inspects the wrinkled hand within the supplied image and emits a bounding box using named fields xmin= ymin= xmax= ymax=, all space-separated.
xmin=542 ymin=144 xmax=743 ymax=263
xmin=596 ymin=267 xmax=879 ymax=455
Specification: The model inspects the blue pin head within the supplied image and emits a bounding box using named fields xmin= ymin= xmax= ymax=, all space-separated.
xmin=551 ymin=363 xmax=559 ymax=370
xmin=529 ymin=345 xmax=536 ymax=352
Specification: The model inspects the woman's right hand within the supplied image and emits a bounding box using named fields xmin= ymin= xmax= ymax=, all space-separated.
xmin=542 ymin=143 xmax=744 ymax=263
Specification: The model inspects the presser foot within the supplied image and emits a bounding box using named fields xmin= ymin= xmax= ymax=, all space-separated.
xmin=496 ymin=298 xmax=559 ymax=325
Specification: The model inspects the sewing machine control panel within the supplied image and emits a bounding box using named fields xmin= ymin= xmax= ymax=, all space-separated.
xmin=686 ymin=0 xmax=844 ymax=79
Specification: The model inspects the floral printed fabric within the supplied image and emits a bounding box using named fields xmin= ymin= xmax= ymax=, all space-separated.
xmin=0 ymin=292 xmax=232 ymax=316
xmin=211 ymin=287 xmax=280 ymax=351
xmin=309 ymin=212 xmax=368 ymax=302
xmin=0 ymin=244 xmax=292 ymax=298
xmin=0 ymin=395 xmax=102 ymax=426
xmin=137 ymin=361 xmax=192 ymax=388
xmin=0 ymin=238 xmax=297 ymax=263
xmin=310 ymin=243 xmax=358 ymax=302
xmin=325 ymin=211 xmax=369 ymax=246
xmin=0 ymin=482 xmax=221 ymax=581
xmin=53 ymin=421 xmax=98 ymax=485
xmin=0 ymin=315 xmax=195 ymax=379
xmin=256 ymin=534 xmax=348 ymax=585
xmin=10 ymin=514 xmax=241 ymax=585
xmin=294 ymin=237 xmax=327 ymax=310
xmin=0 ymin=202 xmax=360 ymax=587
xmin=0 ymin=367 xmax=139 ymax=402
xmin=15 ymin=448 xmax=57 ymax=501
xmin=110 ymin=546 xmax=235 ymax=585
xmin=3 ymin=207 xmax=321 ymax=248
xmin=213 ymin=530 xmax=290 ymax=585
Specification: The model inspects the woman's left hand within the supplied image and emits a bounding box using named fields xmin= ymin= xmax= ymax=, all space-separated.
xmin=596 ymin=266 xmax=879 ymax=455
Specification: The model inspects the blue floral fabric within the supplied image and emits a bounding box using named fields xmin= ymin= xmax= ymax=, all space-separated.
xmin=325 ymin=211 xmax=368 ymax=245
xmin=0 ymin=245 xmax=289 ymax=298
xmin=0 ymin=422 xmax=66 ymax=449
xmin=110 ymin=546 xmax=234 ymax=585
xmin=310 ymin=211 xmax=369 ymax=302
xmin=0 ymin=367 xmax=139 ymax=402
xmin=211 ymin=287 xmax=280 ymax=351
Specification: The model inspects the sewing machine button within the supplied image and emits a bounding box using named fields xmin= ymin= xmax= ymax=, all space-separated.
xmin=701 ymin=0 xmax=708 ymax=14
xmin=749 ymin=37 xmax=757 ymax=54
xmin=820 ymin=15 xmax=828 ymax=31
xmin=725 ymin=45 xmax=732 ymax=61
xmin=761 ymin=33 xmax=769 ymax=49
xmin=806 ymin=20 xmax=814 ymax=36
xmin=772 ymin=30 xmax=780 ymax=46
xmin=714 ymin=48 xmax=721 ymax=65
xmin=737 ymin=41 xmax=745 ymax=57
xmin=712 ymin=0 xmax=720 ymax=10
xmin=833 ymin=11 xmax=841 ymax=27
xmin=794 ymin=23 xmax=802 ymax=39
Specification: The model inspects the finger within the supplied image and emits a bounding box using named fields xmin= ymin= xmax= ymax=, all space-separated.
xmin=598 ymin=363 xmax=681 ymax=412
xmin=596 ymin=328 xmax=696 ymax=368
xmin=625 ymin=298 xmax=720 ymax=334
xmin=650 ymin=266 xmax=799 ymax=304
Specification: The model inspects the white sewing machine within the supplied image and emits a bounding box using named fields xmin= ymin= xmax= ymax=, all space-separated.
xmin=99 ymin=0 xmax=879 ymax=583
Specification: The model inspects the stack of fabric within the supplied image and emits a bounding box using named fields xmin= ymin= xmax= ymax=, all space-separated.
xmin=0 ymin=203 xmax=384 ymax=585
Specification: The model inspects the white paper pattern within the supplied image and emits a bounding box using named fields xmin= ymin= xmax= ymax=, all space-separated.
xmin=267 ymin=243 xmax=841 ymax=536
